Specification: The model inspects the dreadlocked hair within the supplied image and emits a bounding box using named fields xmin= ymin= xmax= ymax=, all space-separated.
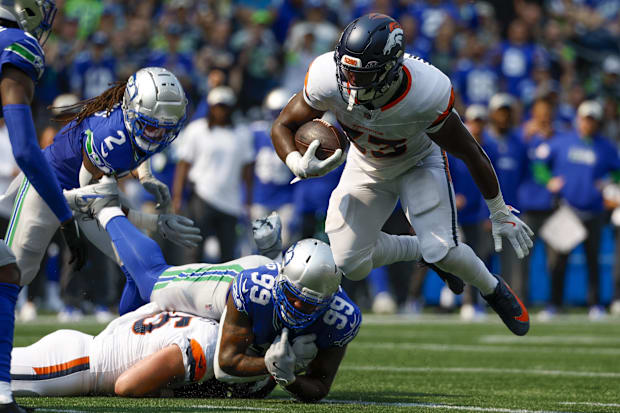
xmin=51 ymin=81 xmax=127 ymax=126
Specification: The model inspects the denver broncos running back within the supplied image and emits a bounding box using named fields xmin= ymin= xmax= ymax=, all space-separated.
xmin=271 ymin=13 xmax=533 ymax=336
xmin=0 ymin=2 xmax=87 ymax=411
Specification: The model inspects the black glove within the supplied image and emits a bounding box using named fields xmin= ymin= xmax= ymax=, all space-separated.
xmin=60 ymin=216 xmax=88 ymax=271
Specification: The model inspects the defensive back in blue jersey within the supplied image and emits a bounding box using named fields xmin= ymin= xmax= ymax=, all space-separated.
xmin=44 ymin=105 xmax=153 ymax=189
xmin=231 ymin=263 xmax=361 ymax=352
xmin=0 ymin=27 xmax=45 ymax=83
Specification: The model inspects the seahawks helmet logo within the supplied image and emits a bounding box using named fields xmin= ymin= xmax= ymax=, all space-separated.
xmin=383 ymin=27 xmax=403 ymax=56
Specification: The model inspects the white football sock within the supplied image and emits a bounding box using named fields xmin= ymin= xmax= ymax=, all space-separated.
xmin=0 ymin=381 xmax=13 ymax=404
xmin=97 ymin=206 xmax=124 ymax=229
xmin=433 ymin=243 xmax=498 ymax=295
xmin=372 ymin=233 xmax=422 ymax=268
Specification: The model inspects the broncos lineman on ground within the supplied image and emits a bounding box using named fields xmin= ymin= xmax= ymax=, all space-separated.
xmin=271 ymin=13 xmax=533 ymax=336
xmin=0 ymin=1 xmax=88 ymax=411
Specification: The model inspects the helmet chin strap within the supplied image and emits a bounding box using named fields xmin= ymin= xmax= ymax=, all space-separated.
xmin=347 ymin=89 xmax=356 ymax=111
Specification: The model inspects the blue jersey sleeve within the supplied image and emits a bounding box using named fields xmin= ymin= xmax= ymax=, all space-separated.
xmin=314 ymin=288 xmax=361 ymax=349
xmin=82 ymin=106 xmax=149 ymax=177
xmin=0 ymin=28 xmax=45 ymax=82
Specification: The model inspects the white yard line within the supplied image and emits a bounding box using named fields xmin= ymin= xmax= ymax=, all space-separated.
xmin=480 ymin=335 xmax=620 ymax=345
xmin=351 ymin=341 xmax=620 ymax=356
xmin=190 ymin=407 xmax=278 ymax=411
xmin=340 ymin=365 xmax=620 ymax=378
xmin=560 ymin=402 xmax=620 ymax=408
xmin=324 ymin=399 xmax=577 ymax=413
xmin=361 ymin=314 xmax=620 ymax=325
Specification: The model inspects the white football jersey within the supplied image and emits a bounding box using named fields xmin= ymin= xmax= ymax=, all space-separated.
xmin=90 ymin=303 xmax=218 ymax=393
xmin=303 ymin=52 xmax=454 ymax=179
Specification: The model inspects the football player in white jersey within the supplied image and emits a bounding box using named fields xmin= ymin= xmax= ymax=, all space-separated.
xmin=10 ymin=301 xmax=218 ymax=397
xmin=271 ymin=14 xmax=533 ymax=336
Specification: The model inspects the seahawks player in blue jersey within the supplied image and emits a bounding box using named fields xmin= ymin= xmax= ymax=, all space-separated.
xmin=217 ymin=239 xmax=360 ymax=402
xmin=65 ymin=181 xmax=361 ymax=402
xmin=0 ymin=1 xmax=87 ymax=411
xmin=4 ymin=66 xmax=198 ymax=306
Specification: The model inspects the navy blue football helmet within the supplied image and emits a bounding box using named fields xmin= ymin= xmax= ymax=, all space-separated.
xmin=334 ymin=13 xmax=405 ymax=108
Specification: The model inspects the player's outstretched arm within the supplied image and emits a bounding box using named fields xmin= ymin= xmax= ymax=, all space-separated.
xmin=283 ymin=345 xmax=346 ymax=403
xmin=114 ymin=344 xmax=185 ymax=397
xmin=1 ymin=65 xmax=87 ymax=269
xmin=427 ymin=111 xmax=499 ymax=199
xmin=428 ymin=112 xmax=534 ymax=258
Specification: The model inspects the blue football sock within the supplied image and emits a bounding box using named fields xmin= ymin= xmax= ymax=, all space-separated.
xmin=118 ymin=267 xmax=148 ymax=315
xmin=0 ymin=283 xmax=19 ymax=383
xmin=106 ymin=216 xmax=170 ymax=301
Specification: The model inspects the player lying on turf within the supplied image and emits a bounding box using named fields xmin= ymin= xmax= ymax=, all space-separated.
xmin=1 ymin=66 xmax=200 ymax=296
xmin=6 ymin=253 xmax=275 ymax=399
xmin=271 ymin=13 xmax=531 ymax=335
xmin=64 ymin=181 xmax=361 ymax=403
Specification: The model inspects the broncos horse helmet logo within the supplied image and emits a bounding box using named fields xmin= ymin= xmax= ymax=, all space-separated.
xmin=383 ymin=23 xmax=403 ymax=56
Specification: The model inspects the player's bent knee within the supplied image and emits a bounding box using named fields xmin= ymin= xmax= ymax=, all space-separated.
xmin=337 ymin=255 xmax=372 ymax=281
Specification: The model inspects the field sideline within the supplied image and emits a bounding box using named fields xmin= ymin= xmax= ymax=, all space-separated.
xmin=13 ymin=313 xmax=620 ymax=413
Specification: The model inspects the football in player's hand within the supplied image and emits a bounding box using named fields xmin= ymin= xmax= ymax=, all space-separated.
xmin=294 ymin=119 xmax=348 ymax=160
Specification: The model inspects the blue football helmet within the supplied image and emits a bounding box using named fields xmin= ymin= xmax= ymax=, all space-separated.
xmin=122 ymin=67 xmax=188 ymax=156
xmin=0 ymin=0 xmax=57 ymax=44
xmin=334 ymin=13 xmax=405 ymax=108
xmin=273 ymin=239 xmax=341 ymax=330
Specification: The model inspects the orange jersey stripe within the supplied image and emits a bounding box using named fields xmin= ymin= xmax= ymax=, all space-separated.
xmin=430 ymin=87 xmax=455 ymax=127
xmin=441 ymin=150 xmax=452 ymax=182
xmin=33 ymin=356 xmax=90 ymax=376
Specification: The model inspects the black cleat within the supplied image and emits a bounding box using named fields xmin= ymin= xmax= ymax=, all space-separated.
xmin=0 ymin=402 xmax=34 ymax=413
xmin=421 ymin=260 xmax=465 ymax=295
xmin=482 ymin=275 xmax=530 ymax=336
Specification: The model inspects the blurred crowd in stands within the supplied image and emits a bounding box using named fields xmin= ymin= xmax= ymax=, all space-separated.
xmin=3 ymin=0 xmax=620 ymax=322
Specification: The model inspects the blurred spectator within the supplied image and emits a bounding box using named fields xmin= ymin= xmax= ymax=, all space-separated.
xmin=282 ymin=3 xmax=339 ymax=94
xmin=452 ymin=34 xmax=498 ymax=107
xmin=487 ymin=93 xmax=528 ymax=299
xmin=495 ymin=19 xmax=538 ymax=96
xmin=173 ymin=87 xmax=254 ymax=262
xmin=400 ymin=14 xmax=431 ymax=61
xmin=230 ymin=10 xmax=281 ymax=112
xmin=517 ymin=96 xmax=563 ymax=306
xmin=535 ymin=101 xmax=620 ymax=320
xmin=70 ymin=31 xmax=117 ymax=99
xmin=250 ymin=89 xmax=295 ymax=246
xmin=147 ymin=23 xmax=195 ymax=97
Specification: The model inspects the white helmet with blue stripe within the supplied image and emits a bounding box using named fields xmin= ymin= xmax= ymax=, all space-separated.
xmin=274 ymin=239 xmax=342 ymax=329
xmin=0 ymin=0 xmax=57 ymax=44
xmin=122 ymin=67 xmax=188 ymax=156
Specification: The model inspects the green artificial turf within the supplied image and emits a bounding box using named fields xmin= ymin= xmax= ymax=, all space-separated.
xmin=13 ymin=313 xmax=620 ymax=412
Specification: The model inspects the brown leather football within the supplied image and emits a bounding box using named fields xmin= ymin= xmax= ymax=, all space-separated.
xmin=294 ymin=119 xmax=349 ymax=160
